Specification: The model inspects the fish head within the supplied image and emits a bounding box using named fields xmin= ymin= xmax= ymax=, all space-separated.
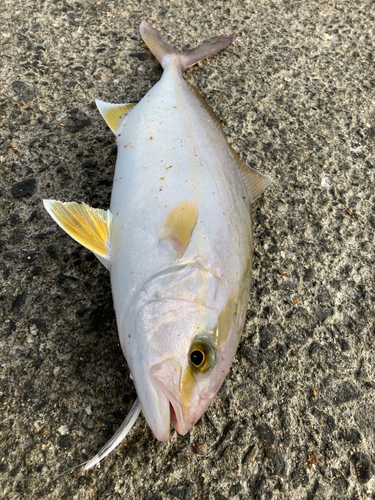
xmin=121 ymin=260 xmax=243 ymax=441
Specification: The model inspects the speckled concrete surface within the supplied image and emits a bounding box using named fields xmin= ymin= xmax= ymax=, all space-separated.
xmin=1 ymin=1 xmax=374 ymax=499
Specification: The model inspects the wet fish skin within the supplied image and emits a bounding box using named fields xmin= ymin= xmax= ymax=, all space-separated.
xmin=43 ymin=21 xmax=271 ymax=467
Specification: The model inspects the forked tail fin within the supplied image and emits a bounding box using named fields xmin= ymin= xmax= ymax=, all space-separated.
xmin=140 ymin=21 xmax=236 ymax=71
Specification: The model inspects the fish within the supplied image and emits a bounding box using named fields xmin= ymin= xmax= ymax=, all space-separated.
xmin=43 ymin=21 xmax=271 ymax=469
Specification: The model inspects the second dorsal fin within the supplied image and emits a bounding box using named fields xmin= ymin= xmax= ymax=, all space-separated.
xmin=96 ymin=100 xmax=137 ymax=134
xmin=187 ymin=82 xmax=271 ymax=202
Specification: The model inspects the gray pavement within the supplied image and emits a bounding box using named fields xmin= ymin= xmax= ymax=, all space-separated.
xmin=1 ymin=1 xmax=374 ymax=499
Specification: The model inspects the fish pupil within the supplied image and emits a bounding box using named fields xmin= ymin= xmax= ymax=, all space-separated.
xmin=191 ymin=350 xmax=204 ymax=367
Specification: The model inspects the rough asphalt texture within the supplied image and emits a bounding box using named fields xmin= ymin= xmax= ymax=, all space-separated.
xmin=1 ymin=0 xmax=374 ymax=499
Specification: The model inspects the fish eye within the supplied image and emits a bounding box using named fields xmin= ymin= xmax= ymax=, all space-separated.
xmin=189 ymin=339 xmax=216 ymax=373
xmin=190 ymin=349 xmax=205 ymax=367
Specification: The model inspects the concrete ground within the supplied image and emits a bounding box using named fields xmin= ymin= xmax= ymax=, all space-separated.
xmin=1 ymin=0 xmax=374 ymax=498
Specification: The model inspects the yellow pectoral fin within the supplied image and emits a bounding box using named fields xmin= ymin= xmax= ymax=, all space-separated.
xmin=96 ymin=100 xmax=137 ymax=133
xmin=43 ymin=200 xmax=112 ymax=268
xmin=159 ymin=199 xmax=199 ymax=257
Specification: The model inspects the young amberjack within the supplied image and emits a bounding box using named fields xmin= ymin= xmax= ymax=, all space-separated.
xmin=44 ymin=21 xmax=271 ymax=469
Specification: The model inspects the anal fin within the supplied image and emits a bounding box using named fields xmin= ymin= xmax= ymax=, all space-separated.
xmin=232 ymin=147 xmax=272 ymax=203
xmin=43 ymin=200 xmax=112 ymax=269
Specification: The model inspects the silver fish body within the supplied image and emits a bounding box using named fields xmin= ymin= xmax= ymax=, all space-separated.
xmin=110 ymin=56 xmax=254 ymax=440
xmin=44 ymin=21 xmax=271 ymax=467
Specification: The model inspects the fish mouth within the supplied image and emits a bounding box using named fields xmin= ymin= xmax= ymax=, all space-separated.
xmin=150 ymin=360 xmax=192 ymax=437
xmin=166 ymin=388 xmax=190 ymax=435
xmin=137 ymin=383 xmax=170 ymax=442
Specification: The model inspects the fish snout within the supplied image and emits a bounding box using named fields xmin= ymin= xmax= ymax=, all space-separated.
xmin=150 ymin=359 xmax=190 ymax=435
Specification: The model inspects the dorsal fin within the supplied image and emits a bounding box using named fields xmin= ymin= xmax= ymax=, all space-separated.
xmin=187 ymin=82 xmax=227 ymax=135
xmin=96 ymin=100 xmax=137 ymax=134
xmin=159 ymin=199 xmax=199 ymax=257
xmin=43 ymin=200 xmax=112 ymax=269
xmin=187 ymin=82 xmax=271 ymax=202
